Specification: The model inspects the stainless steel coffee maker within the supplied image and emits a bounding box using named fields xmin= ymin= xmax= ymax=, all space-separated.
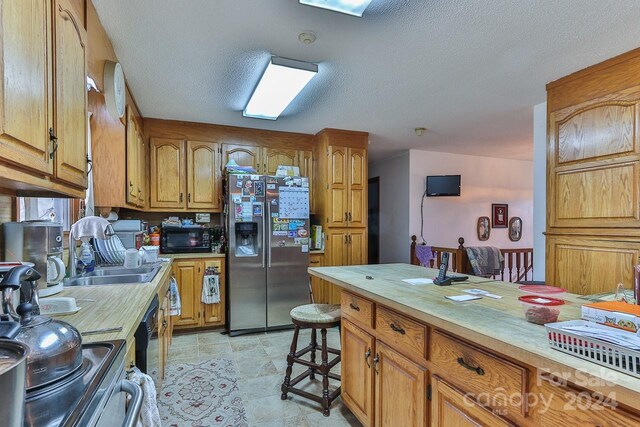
xmin=4 ymin=221 xmax=66 ymax=297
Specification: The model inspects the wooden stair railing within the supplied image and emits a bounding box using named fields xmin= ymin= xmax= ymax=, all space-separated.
xmin=500 ymin=248 xmax=534 ymax=283
xmin=410 ymin=235 xmax=534 ymax=283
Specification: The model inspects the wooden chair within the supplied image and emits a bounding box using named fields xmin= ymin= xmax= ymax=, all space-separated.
xmin=410 ymin=235 xmax=534 ymax=282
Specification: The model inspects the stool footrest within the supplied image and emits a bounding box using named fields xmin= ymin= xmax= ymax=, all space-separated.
xmin=285 ymin=384 xmax=342 ymax=406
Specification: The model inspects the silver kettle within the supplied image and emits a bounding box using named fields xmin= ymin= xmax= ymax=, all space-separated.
xmin=0 ymin=265 xmax=83 ymax=390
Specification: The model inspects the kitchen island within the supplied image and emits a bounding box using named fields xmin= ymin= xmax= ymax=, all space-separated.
xmin=309 ymin=263 xmax=640 ymax=427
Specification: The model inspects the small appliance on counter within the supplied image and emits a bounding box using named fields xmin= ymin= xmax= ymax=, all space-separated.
xmin=160 ymin=225 xmax=212 ymax=253
xmin=4 ymin=221 xmax=66 ymax=297
xmin=112 ymin=220 xmax=146 ymax=249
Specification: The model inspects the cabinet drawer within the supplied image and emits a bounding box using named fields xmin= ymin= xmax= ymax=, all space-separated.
xmin=538 ymin=375 xmax=640 ymax=426
xmin=341 ymin=292 xmax=374 ymax=329
xmin=430 ymin=330 xmax=528 ymax=418
xmin=375 ymin=306 xmax=427 ymax=360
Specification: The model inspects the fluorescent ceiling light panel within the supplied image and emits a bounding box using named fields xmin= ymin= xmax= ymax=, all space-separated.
xmin=299 ymin=0 xmax=373 ymax=17
xmin=244 ymin=57 xmax=318 ymax=120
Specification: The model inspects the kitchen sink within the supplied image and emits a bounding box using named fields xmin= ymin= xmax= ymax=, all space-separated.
xmin=86 ymin=266 xmax=159 ymax=276
xmin=64 ymin=265 xmax=162 ymax=287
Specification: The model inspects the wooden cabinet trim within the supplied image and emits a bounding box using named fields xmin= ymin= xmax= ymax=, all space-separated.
xmin=341 ymin=291 xmax=374 ymax=330
xmin=376 ymin=306 xmax=428 ymax=360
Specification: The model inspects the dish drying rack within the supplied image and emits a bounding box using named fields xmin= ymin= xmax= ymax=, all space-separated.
xmin=91 ymin=235 xmax=127 ymax=266
xmin=546 ymin=320 xmax=640 ymax=379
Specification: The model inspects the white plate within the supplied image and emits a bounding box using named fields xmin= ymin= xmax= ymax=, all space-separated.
xmin=107 ymin=238 xmax=124 ymax=264
xmin=95 ymin=239 xmax=113 ymax=264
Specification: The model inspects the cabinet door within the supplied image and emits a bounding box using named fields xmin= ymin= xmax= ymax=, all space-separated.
xmin=137 ymin=131 xmax=146 ymax=207
xmin=349 ymin=229 xmax=367 ymax=265
xmin=348 ymin=147 xmax=367 ymax=227
xmin=299 ymin=150 xmax=314 ymax=213
xmin=326 ymin=229 xmax=348 ymax=303
xmin=431 ymin=376 xmax=513 ymax=427
xmin=221 ymin=144 xmax=261 ymax=172
xmin=342 ymin=320 xmax=375 ymax=427
xmin=0 ymin=0 xmax=53 ymax=175
xmin=53 ymin=0 xmax=88 ymax=188
xmin=187 ymin=140 xmax=220 ymax=210
xmin=171 ymin=260 xmax=200 ymax=327
xmin=125 ymin=111 xmax=139 ymax=205
xmin=264 ymin=148 xmax=298 ymax=175
xmin=150 ymin=138 xmax=185 ymax=208
xmin=309 ymin=254 xmax=324 ymax=303
xmin=375 ymin=342 xmax=427 ymax=427
xmin=327 ymin=146 xmax=348 ymax=227
xmin=202 ymin=259 xmax=225 ymax=325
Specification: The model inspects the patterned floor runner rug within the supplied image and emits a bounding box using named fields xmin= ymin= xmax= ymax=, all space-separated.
xmin=156 ymin=358 xmax=247 ymax=427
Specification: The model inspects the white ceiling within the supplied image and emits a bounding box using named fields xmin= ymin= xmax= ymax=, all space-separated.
xmin=92 ymin=0 xmax=640 ymax=162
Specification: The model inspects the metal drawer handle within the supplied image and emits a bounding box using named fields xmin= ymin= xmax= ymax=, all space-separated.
xmin=457 ymin=357 xmax=485 ymax=376
xmin=349 ymin=303 xmax=360 ymax=311
xmin=345 ymin=212 xmax=348 ymax=221
xmin=365 ymin=348 xmax=371 ymax=368
xmin=373 ymin=353 xmax=379 ymax=374
xmin=390 ymin=323 xmax=405 ymax=335
xmin=49 ymin=128 xmax=58 ymax=159
xmin=348 ymin=212 xmax=352 ymax=221
xmin=310 ymin=260 xmax=320 ymax=264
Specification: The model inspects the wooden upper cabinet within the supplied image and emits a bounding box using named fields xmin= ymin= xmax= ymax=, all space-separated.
xmin=348 ymin=147 xmax=367 ymax=227
xmin=299 ymin=150 xmax=314 ymax=212
xmin=126 ymin=112 xmax=139 ymax=205
xmin=431 ymin=376 xmax=513 ymax=427
xmin=137 ymin=131 xmax=146 ymax=207
xmin=222 ymin=144 xmax=261 ymax=172
xmin=186 ymin=140 xmax=220 ymax=210
xmin=548 ymin=98 xmax=640 ymax=229
xmin=375 ymin=341 xmax=428 ymax=427
xmin=0 ymin=0 xmax=53 ymax=175
xmin=264 ymin=148 xmax=298 ymax=175
xmin=53 ymin=0 xmax=87 ymax=188
xmin=328 ymin=146 xmax=348 ymax=227
xmin=150 ymin=138 xmax=185 ymax=209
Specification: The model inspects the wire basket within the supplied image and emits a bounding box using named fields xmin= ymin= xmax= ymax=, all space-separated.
xmin=545 ymin=320 xmax=640 ymax=379
xmin=92 ymin=236 xmax=127 ymax=266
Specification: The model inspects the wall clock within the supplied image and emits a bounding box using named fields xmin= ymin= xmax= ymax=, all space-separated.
xmin=104 ymin=61 xmax=126 ymax=119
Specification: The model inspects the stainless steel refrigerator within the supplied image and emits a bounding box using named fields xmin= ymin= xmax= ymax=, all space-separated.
xmin=227 ymin=173 xmax=310 ymax=336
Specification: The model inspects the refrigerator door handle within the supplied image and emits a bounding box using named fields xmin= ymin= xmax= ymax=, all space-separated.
xmin=262 ymin=201 xmax=271 ymax=268
xmin=266 ymin=201 xmax=271 ymax=268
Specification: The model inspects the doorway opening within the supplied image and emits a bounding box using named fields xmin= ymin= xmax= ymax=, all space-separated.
xmin=368 ymin=177 xmax=380 ymax=264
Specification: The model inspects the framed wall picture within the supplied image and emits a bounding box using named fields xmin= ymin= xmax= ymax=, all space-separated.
xmin=492 ymin=203 xmax=508 ymax=228
xmin=509 ymin=217 xmax=522 ymax=241
xmin=477 ymin=216 xmax=490 ymax=241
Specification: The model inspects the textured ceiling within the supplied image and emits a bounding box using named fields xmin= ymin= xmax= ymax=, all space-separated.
xmin=92 ymin=0 xmax=640 ymax=162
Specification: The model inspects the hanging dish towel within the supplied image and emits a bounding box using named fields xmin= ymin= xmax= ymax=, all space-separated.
xmin=202 ymin=273 xmax=220 ymax=304
xmin=169 ymin=276 xmax=181 ymax=316
xmin=127 ymin=366 xmax=161 ymax=427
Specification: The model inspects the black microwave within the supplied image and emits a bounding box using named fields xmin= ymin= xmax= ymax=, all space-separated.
xmin=160 ymin=227 xmax=212 ymax=254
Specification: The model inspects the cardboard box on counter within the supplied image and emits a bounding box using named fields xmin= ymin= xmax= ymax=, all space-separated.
xmin=581 ymin=301 xmax=640 ymax=333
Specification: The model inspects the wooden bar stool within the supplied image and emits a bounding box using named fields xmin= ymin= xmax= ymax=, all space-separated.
xmin=280 ymin=304 xmax=341 ymax=416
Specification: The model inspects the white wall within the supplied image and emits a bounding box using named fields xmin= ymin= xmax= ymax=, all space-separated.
xmin=408 ymin=150 xmax=534 ymax=249
xmin=532 ymin=102 xmax=547 ymax=281
xmin=369 ymin=152 xmax=410 ymax=263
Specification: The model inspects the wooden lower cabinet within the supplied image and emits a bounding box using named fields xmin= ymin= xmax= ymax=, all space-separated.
xmin=431 ymin=376 xmax=513 ymax=427
xmin=342 ymin=319 xmax=375 ymax=427
xmin=375 ymin=341 xmax=428 ymax=427
xmin=172 ymin=257 xmax=226 ymax=329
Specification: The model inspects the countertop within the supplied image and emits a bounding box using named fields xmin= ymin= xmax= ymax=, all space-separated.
xmin=51 ymin=260 xmax=175 ymax=343
xmin=309 ymin=263 xmax=640 ymax=407
xmin=51 ymin=252 xmax=226 ymax=343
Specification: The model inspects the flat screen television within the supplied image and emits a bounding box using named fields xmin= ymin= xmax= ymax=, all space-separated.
xmin=426 ymin=175 xmax=461 ymax=197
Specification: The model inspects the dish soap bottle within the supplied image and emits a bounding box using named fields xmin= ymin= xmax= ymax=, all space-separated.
xmin=78 ymin=241 xmax=95 ymax=273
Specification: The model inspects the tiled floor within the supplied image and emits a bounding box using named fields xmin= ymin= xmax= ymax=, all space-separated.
xmin=164 ymin=328 xmax=362 ymax=427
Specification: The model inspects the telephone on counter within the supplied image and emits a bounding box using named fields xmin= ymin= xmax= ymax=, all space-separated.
xmin=433 ymin=252 xmax=469 ymax=286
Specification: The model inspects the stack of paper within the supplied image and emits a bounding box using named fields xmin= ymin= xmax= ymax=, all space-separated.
xmin=559 ymin=324 xmax=640 ymax=351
